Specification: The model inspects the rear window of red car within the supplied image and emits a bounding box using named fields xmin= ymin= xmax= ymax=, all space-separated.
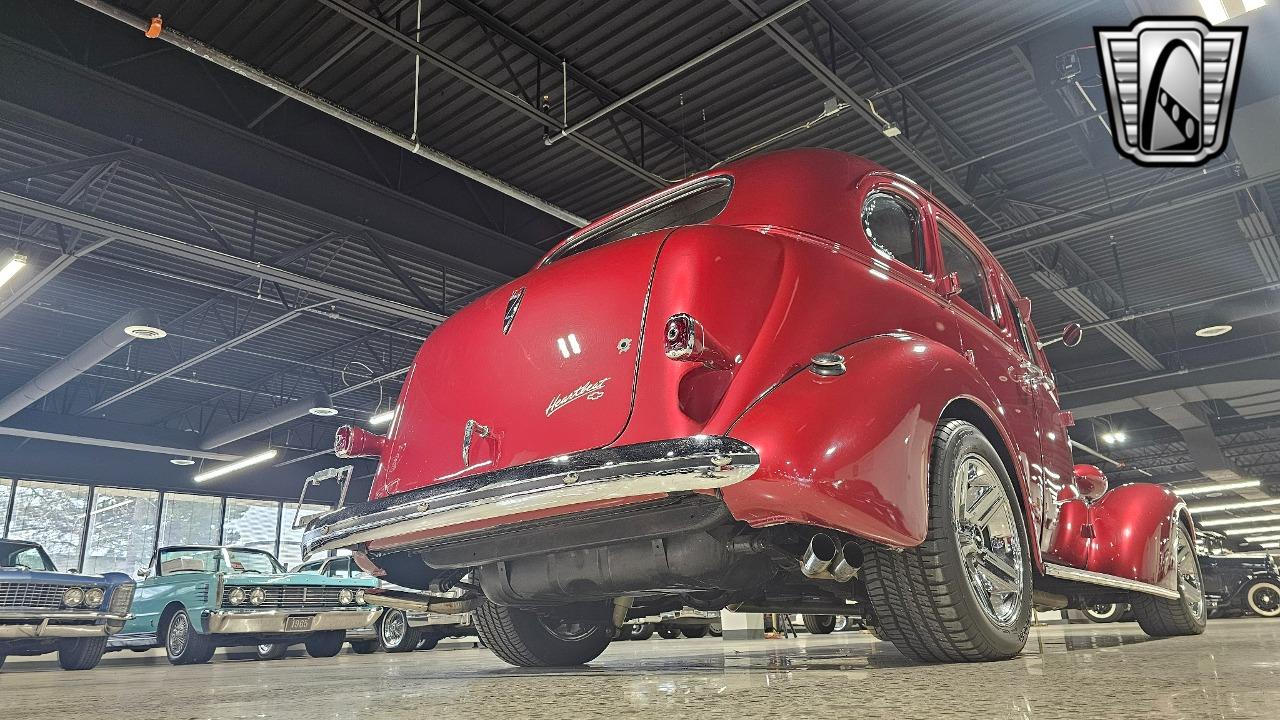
xmin=544 ymin=177 xmax=732 ymax=264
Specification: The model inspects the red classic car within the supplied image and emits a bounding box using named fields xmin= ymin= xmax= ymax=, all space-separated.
xmin=304 ymin=148 xmax=1205 ymax=666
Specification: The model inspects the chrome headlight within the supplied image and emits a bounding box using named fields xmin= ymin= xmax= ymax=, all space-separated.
xmin=338 ymin=588 xmax=355 ymax=605
xmin=249 ymin=588 xmax=266 ymax=606
xmin=228 ymin=587 xmax=246 ymax=606
xmin=354 ymin=589 xmax=366 ymax=605
xmin=84 ymin=587 xmax=106 ymax=608
xmin=62 ymin=587 xmax=85 ymax=608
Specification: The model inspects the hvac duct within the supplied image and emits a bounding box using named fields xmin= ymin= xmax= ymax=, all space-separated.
xmin=0 ymin=308 xmax=162 ymax=422
xmin=198 ymin=390 xmax=336 ymax=450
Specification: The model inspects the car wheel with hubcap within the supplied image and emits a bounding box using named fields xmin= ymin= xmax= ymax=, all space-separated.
xmin=164 ymin=608 xmax=215 ymax=665
xmin=1083 ymin=603 xmax=1123 ymax=623
xmin=1245 ymin=581 xmax=1280 ymax=618
xmin=657 ymin=625 xmax=681 ymax=639
xmin=379 ymin=608 xmax=422 ymax=653
xmin=256 ymin=643 xmax=288 ymax=660
xmin=862 ymin=420 xmax=1033 ymax=662
xmin=708 ymin=622 xmax=722 ymax=637
xmin=304 ymin=631 xmax=346 ymax=658
xmin=802 ymin=614 xmax=837 ymax=635
xmin=1131 ymin=524 xmax=1207 ymax=636
xmin=627 ymin=622 xmax=655 ymax=641
xmin=473 ymin=599 xmax=612 ymax=667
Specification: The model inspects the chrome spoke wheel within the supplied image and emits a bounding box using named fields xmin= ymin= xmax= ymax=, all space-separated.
xmin=1175 ymin=530 xmax=1205 ymax=621
xmin=952 ymin=453 xmax=1025 ymax=629
xmin=168 ymin=613 xmax=189 ymax=656
xmin=381 ymin=610 xmax=407 ymax=647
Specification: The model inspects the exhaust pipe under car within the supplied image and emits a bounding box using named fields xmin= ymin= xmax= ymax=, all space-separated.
xmin=800 ymin=535 xmax=862 ymax=582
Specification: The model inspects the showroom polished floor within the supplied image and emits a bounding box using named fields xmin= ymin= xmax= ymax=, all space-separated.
xmin=3 ymin=619 xmax=1277 ymax=719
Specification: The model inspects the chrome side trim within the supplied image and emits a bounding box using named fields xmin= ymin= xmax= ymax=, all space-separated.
xmin=303 ymin=436 xmax=759 ymax=556
xmin=1043 ymin=563 xmax=1180 ymax=600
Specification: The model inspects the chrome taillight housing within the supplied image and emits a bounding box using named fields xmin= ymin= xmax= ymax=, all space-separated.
xmin=663 ymin=313 xmax=733 ymax=369
xmin=334 ymin=425 xmax=387 ymax=459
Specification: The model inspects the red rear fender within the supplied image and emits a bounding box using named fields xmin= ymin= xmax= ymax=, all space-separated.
xmin=722 ymin=333 xmax=1028 ymax=549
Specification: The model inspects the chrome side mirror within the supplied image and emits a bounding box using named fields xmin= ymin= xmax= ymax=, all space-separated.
xmin=136 ymin=568 xmax=150 ymax=579
xmin=1038 ymin=322 xmax=1084 ymax=349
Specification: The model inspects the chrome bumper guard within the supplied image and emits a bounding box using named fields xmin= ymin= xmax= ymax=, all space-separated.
xmin=0 ymin=610 xmax=130 ymax=639
xmin=302 ymin=436 xmax=760 ymax=556
xmin=206 ymin=607 xmax=382 ymax=634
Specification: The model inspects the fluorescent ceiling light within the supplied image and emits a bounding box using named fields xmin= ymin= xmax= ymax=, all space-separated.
xmin=1262 ymin=542 xmax=1280 ymax=549
xmin=0 ymin=251 xmax=26 ymax=288
xmin=193 ymin=449 xmax=278 ymax=482
xmin=1190 ymin=498 xmax=1280 ymax=514
xmin=1244 ymin=534 xmax=1280 ymax=543
xmin=1173 ymin=479 xmax=1262 ymax=496
xmin=1200 ymin=0 xmax=1229 ymax=22
xmin=1225 ymin=524 xmax=1280 ymax=536
xmin=368 ymin=410 xmax=395 ymax=426
xmin=1200 ymin=513 xmax=1280 ymax=527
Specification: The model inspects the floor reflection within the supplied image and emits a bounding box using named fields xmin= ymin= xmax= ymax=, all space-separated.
xmin=2 ymin=618 xmax=1278 ymax=719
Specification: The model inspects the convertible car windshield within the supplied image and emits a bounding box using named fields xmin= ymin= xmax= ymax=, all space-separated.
xmin=0 ymin=540 xmax=55 ymax=571
xmin=158 ymin=547 xmax=285 ymax=575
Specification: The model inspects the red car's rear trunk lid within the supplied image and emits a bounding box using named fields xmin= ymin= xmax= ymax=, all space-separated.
xmin=370 ymin=232 xmax=665 ymax=499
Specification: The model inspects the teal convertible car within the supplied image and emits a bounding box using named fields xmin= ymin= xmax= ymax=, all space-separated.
xmin=109 ymin=546 xmax=379 ymax=665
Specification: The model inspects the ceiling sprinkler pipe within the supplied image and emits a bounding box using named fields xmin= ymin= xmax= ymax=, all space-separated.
xmin=72 ymin=0 xmax=589 ymax=228
xmin=0 ymin=308 xmax=161 ymax=422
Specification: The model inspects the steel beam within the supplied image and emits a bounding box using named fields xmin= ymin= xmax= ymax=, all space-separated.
xmin=79 ymin=300 xmax=334 ymax=416
xmin=363 ymin=234 xmax=444 ymax=314
xmin=0 ymin=190 xmax=448 ymax=324
xmin=314 ymin=0 xmax=665 ymax=188
xmin=0 ymin=236 xmax=112 ymax=323
xmin=0 ymin=418 xmax=241 ymax=462
xmin=443 ymin=0 xmax=715 ymax=166
xmin=726 ymin=0 xmax=985 ymax=219
xmin=0 ymin=150 xmax=132 ymax=184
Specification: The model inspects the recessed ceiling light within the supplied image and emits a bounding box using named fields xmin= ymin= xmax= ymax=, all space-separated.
xmin=124 ymin=324 xmax=167 ymax=340
xmin=169 ymin=456 xmax=196 ymax=466
xmin=1195 ymin=324 xmax=1233 ymax=338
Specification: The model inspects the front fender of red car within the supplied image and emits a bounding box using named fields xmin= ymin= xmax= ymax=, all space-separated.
xmin=721 ymin=332 xmax=1024 ymax=548
xmin=1086 ymin=483 xmax=1188 ymax=592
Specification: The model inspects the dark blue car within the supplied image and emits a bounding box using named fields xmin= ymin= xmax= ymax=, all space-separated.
xmin=1 ymin=538 xmax=136 ymax=671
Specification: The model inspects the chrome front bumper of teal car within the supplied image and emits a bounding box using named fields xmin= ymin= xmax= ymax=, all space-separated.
xmin=0 ymin=610 xmax=130 ymax=639
xmin=204 ymin=607 xmax=382 ymax=634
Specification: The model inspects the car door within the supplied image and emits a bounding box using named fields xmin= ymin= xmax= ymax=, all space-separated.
xmin=934 ymin=215 xmax=1046 ymax=544
xmin=997 ymin=285 xmax=1078 ymax=564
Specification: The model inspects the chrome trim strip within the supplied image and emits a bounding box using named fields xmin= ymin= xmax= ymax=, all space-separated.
xmin=0 ymin=610 xmax=130 ymax=639
xmin=303 ymin=436 xmax=759 ymax=556
xmin=1043 ymin=562 xmax=1181 ymax=600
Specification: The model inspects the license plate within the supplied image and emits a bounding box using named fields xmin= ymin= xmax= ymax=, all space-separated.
xmin=284 ymin=615 xmax=314 ymax=631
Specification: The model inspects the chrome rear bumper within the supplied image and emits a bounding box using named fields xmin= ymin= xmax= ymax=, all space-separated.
xmin=302 ymin=436 xmax=759 ymax=556
xmin=0 ymin=610 xmax=130 ymax=639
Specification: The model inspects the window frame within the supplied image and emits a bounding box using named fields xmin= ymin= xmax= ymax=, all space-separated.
xmin=934 ymin=216 xmax=1000 ymax=329
xmin=859 ymin=183 xmax=931 ymax=275
xmin=542 ymin=175 xmax=733 ymax=266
